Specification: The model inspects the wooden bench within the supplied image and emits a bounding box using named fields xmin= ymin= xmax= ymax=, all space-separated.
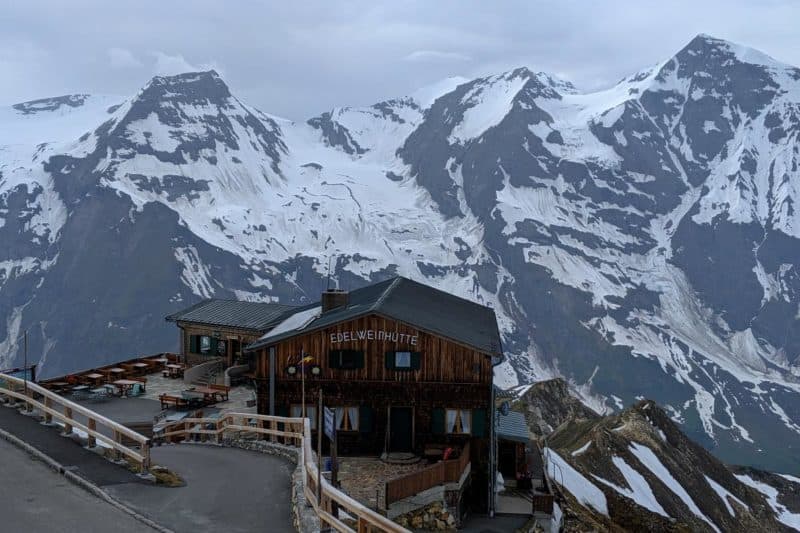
xmin=159 ymin=394 xmax=189 ymax=410
xmin=208 ymin=384 xmax=230 ymax=402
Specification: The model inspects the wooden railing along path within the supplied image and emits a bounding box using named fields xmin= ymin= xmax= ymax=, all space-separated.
xmin=0 ymin=373 xmax=151 ymax=471
xmin=384 ymin=442 xmax=470 ymax=507
xmin=159 ymin=412 xmax=409 ymax=533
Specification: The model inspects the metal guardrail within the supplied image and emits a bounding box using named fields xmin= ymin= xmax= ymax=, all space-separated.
xmin=159 ymin=412 xmax=409 ymax=532
xmin=0 ymin=373 xmax=151 ymax=471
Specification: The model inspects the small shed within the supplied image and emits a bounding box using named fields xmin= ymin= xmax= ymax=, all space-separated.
xmin=496 ymin=410 xmax=530 ymax=483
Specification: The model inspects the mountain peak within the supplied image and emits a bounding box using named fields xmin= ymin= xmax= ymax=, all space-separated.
xmin=138 ymin=70 xmax=231 ymax=103
xmin=673 ymin=33 xmax=788 ymax=71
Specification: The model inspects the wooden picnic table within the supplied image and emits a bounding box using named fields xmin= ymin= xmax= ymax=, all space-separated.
xmin=106 ymin=367 xmax=127 ymax=378
xmin=83 ymin=372 xmax=104 ymax=385
xmin=186 ymin=386 xmax=223 ymax=403
xmin=163 ymin=363 xmax=185 ymax=379
xmin=48 ymin=381 xmax=69 ymax=391
xmin=113 ymin=379 xmax=145 ymax=396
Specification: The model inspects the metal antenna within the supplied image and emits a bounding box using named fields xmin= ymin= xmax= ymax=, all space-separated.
xmin=326 ymin=256 xmax=333 ymax=290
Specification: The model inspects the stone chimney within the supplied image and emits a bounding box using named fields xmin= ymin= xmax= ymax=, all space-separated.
xmin=321 ymin=288 xmax=349 ymax=313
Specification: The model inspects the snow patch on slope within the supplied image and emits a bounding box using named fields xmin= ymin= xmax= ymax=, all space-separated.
xmin=735 ymin=474 xmax=800 ymax=529
xmin=545 ymin=448 xmax=608 ymax=515
xmin=630 ymin=442 xmax=719 ymax=531
xmin=593 ymin=456 xmax=669 ymax=517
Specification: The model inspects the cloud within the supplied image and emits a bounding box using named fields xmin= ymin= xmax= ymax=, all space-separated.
xmin=151 ymin=52 xmax=219 ymax=76
xmin=108 ymin=48 xmax=142 ymax=69
xmin=403 ymin=50 xmax=471 ymax=63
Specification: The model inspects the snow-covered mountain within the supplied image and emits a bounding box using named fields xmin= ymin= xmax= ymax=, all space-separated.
xmin=2 ymin=34 xmax=800 ymax=473
xmin=518 ymin=379 xmax=799 ymax=532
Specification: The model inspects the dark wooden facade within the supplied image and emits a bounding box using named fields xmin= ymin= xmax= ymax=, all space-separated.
xmin=252 ymin=313 xmax=494 ymax=510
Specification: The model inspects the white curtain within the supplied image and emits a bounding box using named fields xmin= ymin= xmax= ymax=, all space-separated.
xmin=461 ymin=410 xmax=471 ymax=434
xmin=348 ymin=407 xmax=359 ymax=431
xmin=335 ymin=407 xmax=344 ymax=429
xmin=291 ymin=405 xmax=317 ymax=427
xmin=446 ymin=409 xmax=457 ymax=433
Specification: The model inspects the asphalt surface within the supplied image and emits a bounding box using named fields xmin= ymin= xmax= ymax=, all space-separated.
xmin=107 ymin=445 xmax=295 ymax=533
xmin=460 ymin=514 xmax=532 ymax=532
xmin=0 ymin=438 xmax=147 ymax=533
xmin=0 ymin=403 xmax=142 ymax=486
xmin=0 ymin=402 xmax=295 ymax=533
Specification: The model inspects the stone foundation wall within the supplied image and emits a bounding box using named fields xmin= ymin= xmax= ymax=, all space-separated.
xmin=394 ymin=501 xmax=457 ymax=531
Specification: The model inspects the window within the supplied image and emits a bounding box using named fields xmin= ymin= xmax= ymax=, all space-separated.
xmin=335 ymin=407 xmax=359 ymax=431
xmin=394 ymin=351 xmax=411 ymax=369
xmin=290 ymin=405 xmax=318 ymax=428
xmin=445 ymin=409 xmax=472 ymax=434
xmin=329 ymin=350 xmax=364 ymax=369
xmin=385 ymin=351 xmax=421 ymax=370
xmin=200 ymin=335 xmax=211 ymax=354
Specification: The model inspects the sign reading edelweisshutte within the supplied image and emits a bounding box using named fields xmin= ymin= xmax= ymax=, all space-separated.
xmin=329 ymin=329 xmax=419 ymax=345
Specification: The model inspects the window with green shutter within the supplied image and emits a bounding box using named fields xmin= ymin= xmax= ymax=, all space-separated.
xmin=329 ymin=350 xmax=364 ymax=369
xmin=386 ymin=351 xmax=422 ymax=371
xmin=359 ymin=406 xmax=373 ymax=433
xmin=432 ymin=408 xmax=445 ymax=434
xmin=189 ymin=335 xmax=200 ymax=353
xmin=471 ymin=408 xmax=487 ymax=437
xmin=276 ymin=405 xmax=288 ymax=431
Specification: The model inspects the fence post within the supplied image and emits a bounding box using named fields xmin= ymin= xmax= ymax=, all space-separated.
xmin=63 ymin=407 xmax=73 ymax=435
xmin=87 ymin=418 xmax=96 ymax=448
xmin=142 ymin=440 xmax=151 ymax=473
xmin=44 ymin=396 xmax=53 ymax=424
xmin=113 ymin=430 xmax=121 ymax=460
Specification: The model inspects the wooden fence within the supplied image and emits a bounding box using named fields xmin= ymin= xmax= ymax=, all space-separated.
xmin=0 ymin=373 xmax=151 ymax=471
xmin=158 ymin=412 xmax=409 ymax=532
xmin=384 ymin=442 xmax=471 ymax=507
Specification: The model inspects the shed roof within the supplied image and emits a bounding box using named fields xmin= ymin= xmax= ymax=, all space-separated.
xmin=497 ymin=411 xmax=529 ymax=443
xmin=165 ymin=299 xmax=297 ymax=332
xmin=247 ymin=276 xmax=503 ymax=356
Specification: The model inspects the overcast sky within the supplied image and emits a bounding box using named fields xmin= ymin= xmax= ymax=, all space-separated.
xmin=3 ymin=1 xmax=800 ymax=120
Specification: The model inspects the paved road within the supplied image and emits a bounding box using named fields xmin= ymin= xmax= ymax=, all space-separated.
xmin=0 ymin=439 xmax=148 ymax=533
xmin=460 ymin=513 xmax=532 ymax=532
xmin=107 ymin=445 xmax=295 ymax=533
xmin=0 ymin=402 xmax=295 ymax=533
xmin=0 ymin=403 xmax=143 ymax=486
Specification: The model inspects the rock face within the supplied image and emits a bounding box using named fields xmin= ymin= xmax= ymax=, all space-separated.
xmin=2 ymin=35 xmax=800 ymax=473
xmin=515 ymin=378 xmax=600 ymax=438
xmin=523 ymin=385 xmax=797 ymax=531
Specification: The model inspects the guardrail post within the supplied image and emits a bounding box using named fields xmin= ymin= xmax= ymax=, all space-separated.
xmin=113 ymin=430 xmax=122 ymax=460
xmin=142 ymin=441 xmax=151 ymax=473
xmin=44 ymin=396 xmax=53 ymax=424
xmin=87 ymin=418 xmax=96 ymax=448
xmin=63 ymin=407 xmax=73 ymax=435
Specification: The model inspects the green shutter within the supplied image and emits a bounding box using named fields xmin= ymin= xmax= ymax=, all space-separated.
xmin=471 ymin=408 xmax=487 ymax=437
xmin=359 ymin=406 xmax=373 ymax=433
xmin=411 ymin=352 xmax=422 ymax=370
xmin=209 ymin=338 xmax=219 ymax=356
xmin=385 ymin=351 xmax=395 ymax=370
xmin=189 ymin=335 xmax=198 ymax=353
xmin=355 ymin=351 xmax=365 ymax=369
xmin=276 ymin=405 xmax=289 ymax=431
xmin=329 ymin=351 xmax=339 ymax=369
xmin=432 ymin=408 xmax=445 ymax=435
